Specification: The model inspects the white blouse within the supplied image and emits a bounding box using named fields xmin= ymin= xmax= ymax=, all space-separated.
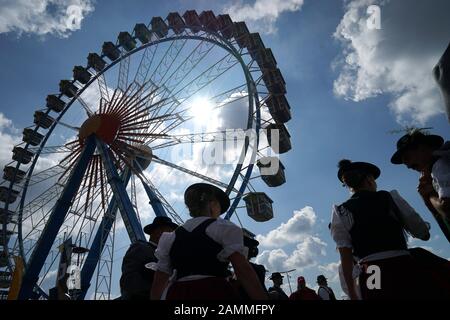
xmin=155 ymin=216 xmax=245 ymax=276
xmin=330 ymin=190 xmax=430 ymax=250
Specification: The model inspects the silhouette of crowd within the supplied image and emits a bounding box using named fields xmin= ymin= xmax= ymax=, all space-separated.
xmin=118 ymin=129 xmax=450 ymax=300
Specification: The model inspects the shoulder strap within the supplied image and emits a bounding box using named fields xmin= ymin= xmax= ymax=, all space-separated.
xmin=194 ymin=218 xmax=217 ymax=233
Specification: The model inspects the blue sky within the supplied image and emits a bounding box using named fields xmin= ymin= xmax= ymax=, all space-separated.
xmin=0 ymin=0 xmax=449 ymax=299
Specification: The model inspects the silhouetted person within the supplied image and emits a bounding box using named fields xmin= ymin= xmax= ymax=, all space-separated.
xmin=150 ymin=183 xmax=267 ymax=300
xmin=120 ymin=216 xmax=177 ymax=300
xmin=289 ymin=276 xmax=320 ymax=300
xmin=331 ymin=159 xmax=450 ymax=299
xmin=391 ymin=130 xmax=450 ymax=242
xmin=316 ymin=275 xmax=336 ymax=300
xmin=267 ymin=272 xmax=289 ymax=300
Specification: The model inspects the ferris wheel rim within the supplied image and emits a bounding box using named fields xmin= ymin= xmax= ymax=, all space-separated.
xmin=4 ymin=23 xmax=261 ymax=290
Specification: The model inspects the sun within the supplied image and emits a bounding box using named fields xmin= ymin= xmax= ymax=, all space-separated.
xmin=189 ymin=96 xmax=217 ymax=124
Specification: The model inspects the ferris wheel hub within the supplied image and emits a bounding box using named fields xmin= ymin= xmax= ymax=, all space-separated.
xmin=78 ymin=114 xmax=121 ymax=145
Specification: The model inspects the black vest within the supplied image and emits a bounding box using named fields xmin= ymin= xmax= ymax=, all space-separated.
xmin=169 ymin=219 xmax=229 ymax=279
xmin=339 ymin=190 xmax=407 ymax=259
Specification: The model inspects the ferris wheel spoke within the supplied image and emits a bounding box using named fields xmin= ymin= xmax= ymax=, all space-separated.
xmin=117 ymin=53 xmax=131 ymax=93
xmin=28 ymin=144 xmax=77 ymax=155
xmin=97 ymin=73 xmax=111 ymax=106
xmin=145 ymin=52 xmax=240 ymax=135
xmin=148 ymin=39 xmax=188 ymax=90
xmin=210 ymin=84 xmax=249 ymax=109
xmin=75 ymin=94 xmax=95 ymax=117
xmin=150 ymin=38 xmax=216 ymax=109
xmin=151 ymin=130 xmax=246 ymax=150
xmin=150 ymin=39 xmax=188 ymax=88
xmin=133 ymin=43 xmax=158 ymax=87
xmin=152 ymin=156 xmax=238 ymax=193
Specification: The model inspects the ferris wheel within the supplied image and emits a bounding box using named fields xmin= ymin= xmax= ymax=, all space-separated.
xmin=0 ymin=10 xmax=292 ymax=300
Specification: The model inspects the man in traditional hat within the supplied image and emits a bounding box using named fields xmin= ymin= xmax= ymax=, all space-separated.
xmin=316 ymin=275 xmax=336 ymax=300
xmin=391 ymin=130 xmax=450 ymax=242
xmin=119 ymin=216 xmax=177 ymax=300
xmin=289 ymin=276 xmax=320 ymax=301
xmin=267 ymin=272 xmax=289 ymax=300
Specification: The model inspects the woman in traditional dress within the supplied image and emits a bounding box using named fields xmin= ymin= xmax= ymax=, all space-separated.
xmin=150 ymin=183 xmax=267 ymax=300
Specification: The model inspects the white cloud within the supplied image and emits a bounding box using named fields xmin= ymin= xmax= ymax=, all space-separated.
xmin=0 ymin=0 xmax=94 ymax=37
xmin=224 ymin=0 xmax=305 ymax=34
xmin=256 ymin=206 xmax=317 ymax=247
xmin=333 ymin=0 xmax=450 ymax=124
xmin=284 ymin=236 xmax=327 ymax=269
xmin=255 ymin=248 xmax=289 ymax=273
xmin=256 ymin=235 xmax=327 ymax=272
xmin=318 ymin=261 xmax=340 ymax=284
xmin=0 ymin=112 xmax=21 ymax=169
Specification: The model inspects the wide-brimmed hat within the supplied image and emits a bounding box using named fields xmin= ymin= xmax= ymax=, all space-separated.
xmin=243 ymin=235 xmax=259 ymax=248
xmin=337 ymin=160 xmax=380 ymax=183
xmin=269 ymin=272 xmax=284 ymax=280
xmin=184 ymin=183 xmax=230 ymax=214
xmin=143 ymin=216 xmax=178 ymax=235
xmin=391 ymin=131 xmax=444 ymax=164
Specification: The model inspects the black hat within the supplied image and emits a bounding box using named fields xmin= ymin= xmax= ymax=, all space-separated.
xmin=269 ymin=272 xmax=284 ymax=280
xmin=184 ymin=183 xmax=230 ymax=214
xmin=337 ymin=160 xmax=381 ymax=183
xmin=391 ymin=131 xmax=444 ymax=164
xmin=317 ymin=275 xmax=327 ymax=283
xmin=143 ymin=216 xmax=178 ymax=235
xmin=243 ymin=235 xmax=259 ymax=248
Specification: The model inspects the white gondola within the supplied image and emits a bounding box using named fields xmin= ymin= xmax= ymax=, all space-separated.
xmin=257 ymin=157 xmax=286 ymax=187
xmin=33 ymin=111 xmax=54 ymax=129
xmin=243 ymin=192 xmax=274 ymax=222
xmin=73 ymin=66 xmax=91 ymax=84
xmin=3 ymin=166 xmax=25 ymax=183
xmin=183 ymin=10 xmax=202 ymax=33
xmin=102 ymin=42 xmax=121 ymax=61
xmin=217 ymin=14 xmax=234 ymax=39
xmin=134 ymin=23 xmax=152 ymax=43
xmin=87 ymin=53 xmax=106 ymax=72
xmin=265 ymin=123 xmax=292 ymax=154
xmin=46 ymin=95 xmax=65 ymax=113
xmin=151 ymin=17 xmax=169 ymax=38
xmin=266 ymin=94 xmax=291 ymax=123
xmin=12 ymin=147 xmax=34 ymax=164
xmin=59 ymin=80 xmax=78 ymax=98
xmin=167 ymin=13 xmax=185 ymax=35
xmin=118 ymin=32 xmax=136 ymax=52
